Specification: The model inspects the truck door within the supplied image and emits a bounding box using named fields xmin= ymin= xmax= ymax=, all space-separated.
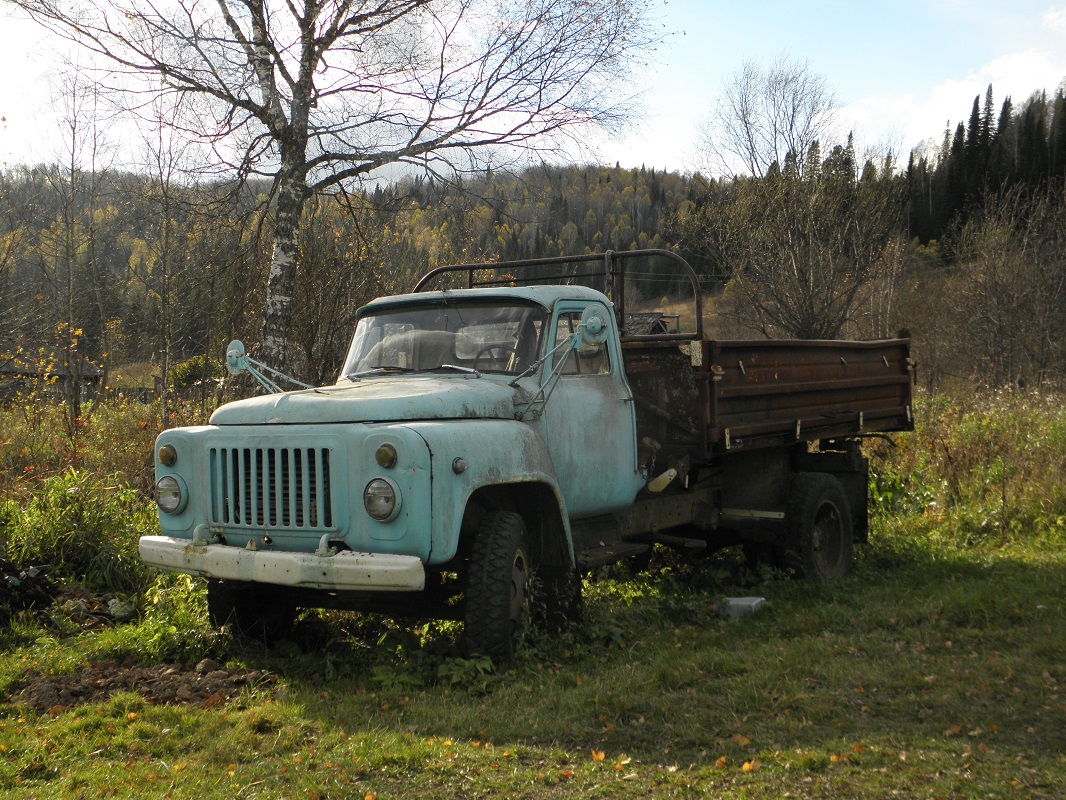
xmin=535 ymin=301 xmax=645 ymax=518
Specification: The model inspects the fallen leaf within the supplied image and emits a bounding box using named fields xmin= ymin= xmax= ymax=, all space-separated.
xmin=714 ymin=756 xmax=728 ymax=770
xmin=742 ymin=760 xmax=759 ymax=772
xmin=591 ymin=749 xmax=605 ymax=762
xmin=730 ymin=734 xmax=751 ymax=747
xmin=559 ymin=770 xmax=575 ymax=779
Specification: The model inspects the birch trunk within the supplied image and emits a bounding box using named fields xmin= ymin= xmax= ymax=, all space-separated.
xmin=259 ymin=153 xmax=309 ymax=375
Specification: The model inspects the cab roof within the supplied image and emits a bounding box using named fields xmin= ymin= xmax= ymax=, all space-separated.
xmin=357 ymin=284 xmax=613 ymax=318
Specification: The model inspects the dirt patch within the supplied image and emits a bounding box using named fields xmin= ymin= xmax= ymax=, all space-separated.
xmin=7 ymin=657 xmax=278 ymax=715
xmin=1 ymin=561 xmax=279 ymax=715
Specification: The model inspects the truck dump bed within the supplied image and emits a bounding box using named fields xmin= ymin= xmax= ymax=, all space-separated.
xmin=708 ymin=338 xmax=913 ymax=449
xmin=622 ymin=336 xmax=913 ymax=461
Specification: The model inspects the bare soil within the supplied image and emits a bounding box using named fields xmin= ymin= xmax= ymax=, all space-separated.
xmin=7 ymin=657 xmax=277 ymax=715
xmin=1 ymin=559 xmax=276 ymax=715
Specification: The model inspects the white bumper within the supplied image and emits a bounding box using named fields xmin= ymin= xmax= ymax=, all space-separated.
xmin=139 ymin=535 xmax=426 ymax=592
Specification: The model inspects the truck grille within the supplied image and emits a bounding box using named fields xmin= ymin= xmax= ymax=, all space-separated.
xmin=209 ymin=446 xmax=333 ymax=530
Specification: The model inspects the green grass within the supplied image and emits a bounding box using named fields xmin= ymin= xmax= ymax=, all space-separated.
xmin=0 ymin=390 xmax=1062 ymax=797
xmin=0 ymin=525 xmax=1061 ymax=799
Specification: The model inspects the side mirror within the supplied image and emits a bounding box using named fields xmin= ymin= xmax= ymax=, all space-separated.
xmin=225 ymin=340 xmax=247 ymax=376
xmin=580 ymin=306 xmax=610 ymax=346
xmin=223 ymin=339 xmax=312 ymax=393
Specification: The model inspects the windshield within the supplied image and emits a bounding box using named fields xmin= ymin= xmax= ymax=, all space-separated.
xmin=339 ymin=300 xmax=548 ymax=379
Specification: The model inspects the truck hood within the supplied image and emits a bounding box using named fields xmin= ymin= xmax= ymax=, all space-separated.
xmin=210 ymin=375 xmax=519 ymax=425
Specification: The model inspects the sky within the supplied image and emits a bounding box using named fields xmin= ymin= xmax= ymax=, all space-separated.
xmin=2 ymin=0 xmax=1066 ymax=175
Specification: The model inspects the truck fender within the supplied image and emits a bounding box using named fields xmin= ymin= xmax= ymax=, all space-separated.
xmin=403 ymin=420 xmax=574 ymax=568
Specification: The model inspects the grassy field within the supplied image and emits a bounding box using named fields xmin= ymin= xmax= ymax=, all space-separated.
xmin=0 ymin=391 xmax=1063 ymax=798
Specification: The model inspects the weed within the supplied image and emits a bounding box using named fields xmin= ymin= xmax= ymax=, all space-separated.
xmin=868 ymin=388 xmax=1066 ymax=553
xmin=436 ymin=656 xmax=499 ymax=689
xmin=135 ymin=575 xmax=219 ymax=664
xmin=370 ymin=663 xmax=424 ymax=691
xmin=584 ymin=620 xmax=627 ymax=648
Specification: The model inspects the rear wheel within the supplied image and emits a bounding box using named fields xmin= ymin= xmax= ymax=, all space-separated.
xmin=782 ymin=473 xmax=853 ymax=582
xmin=206 ymin=579 xmax=296 ymax=642
xmin=463 ymin=511 xmax=533 ymax=664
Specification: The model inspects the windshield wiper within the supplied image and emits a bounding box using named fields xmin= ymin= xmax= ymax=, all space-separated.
xmin=433 ymin=364 xmax=482 ymax=376
xmin=346 ymin=366 xmax=418 ymax=380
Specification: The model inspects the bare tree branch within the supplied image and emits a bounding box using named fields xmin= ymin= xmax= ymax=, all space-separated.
xmin=8 ymin=0 xmax=660 ymax=371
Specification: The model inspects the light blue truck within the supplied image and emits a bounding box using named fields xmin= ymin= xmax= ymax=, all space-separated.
xmin=141 ymin=251 xmax=914 ymax=661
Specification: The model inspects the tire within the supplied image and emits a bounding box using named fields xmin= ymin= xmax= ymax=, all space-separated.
xmin=207 ymin=579 xmax=296 ymax=642
xmin=782 ymin=473 xmax=853 ymax=582
xmin=463 ymin=511 xmax=533 ymax=664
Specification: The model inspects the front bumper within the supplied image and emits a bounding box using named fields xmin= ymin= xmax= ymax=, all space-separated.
xmin=139 ymin=535 xmax=426 ymax=591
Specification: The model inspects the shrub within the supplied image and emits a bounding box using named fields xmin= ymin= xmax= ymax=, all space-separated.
xmin=0 ymin=470 xmax=158 ymax=594
xmin=169 ymin=355 xmax=222 ymax=392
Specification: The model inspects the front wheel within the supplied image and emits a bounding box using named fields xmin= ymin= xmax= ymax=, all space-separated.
xmin=782 ymin=473 xmax=853 ymax=582
xmin=463 ymin=511 xmax=533 ymax=664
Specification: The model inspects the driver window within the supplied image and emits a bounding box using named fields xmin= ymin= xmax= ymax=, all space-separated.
xmin=553 ymin=311 xmax=609 ymax=375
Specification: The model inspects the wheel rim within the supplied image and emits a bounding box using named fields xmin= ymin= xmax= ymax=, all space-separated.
xmin=811 ymin=501 xmax=844 ymax=578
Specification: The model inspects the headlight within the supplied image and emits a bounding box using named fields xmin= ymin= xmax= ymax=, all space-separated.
xmin=363 ymin=478 xmax=400 ymax=521
xmin=155 ymin=475 xmax=187 ymax=515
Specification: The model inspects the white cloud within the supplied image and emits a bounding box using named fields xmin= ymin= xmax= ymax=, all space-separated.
xmin=844 ymin=44 xmax=1066 ymax=157
xmin=1042 ymin=7 xmax=1066 ymax=35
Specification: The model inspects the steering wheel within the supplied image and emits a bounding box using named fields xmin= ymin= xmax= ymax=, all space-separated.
xmin=472 ymin=344 xmax=521 ymax=371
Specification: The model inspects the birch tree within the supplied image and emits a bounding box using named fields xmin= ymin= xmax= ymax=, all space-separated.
xmin=697 ymin=54 xmax=838 ymax=179
xmin=9 ymin=0 xmax=660 ymax=373
xmin=683 ymin=57 xmax=906 ymax=340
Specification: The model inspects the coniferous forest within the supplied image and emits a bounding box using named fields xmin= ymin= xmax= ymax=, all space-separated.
xmin=1 ymin=83 xmax=1065 ymax=400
